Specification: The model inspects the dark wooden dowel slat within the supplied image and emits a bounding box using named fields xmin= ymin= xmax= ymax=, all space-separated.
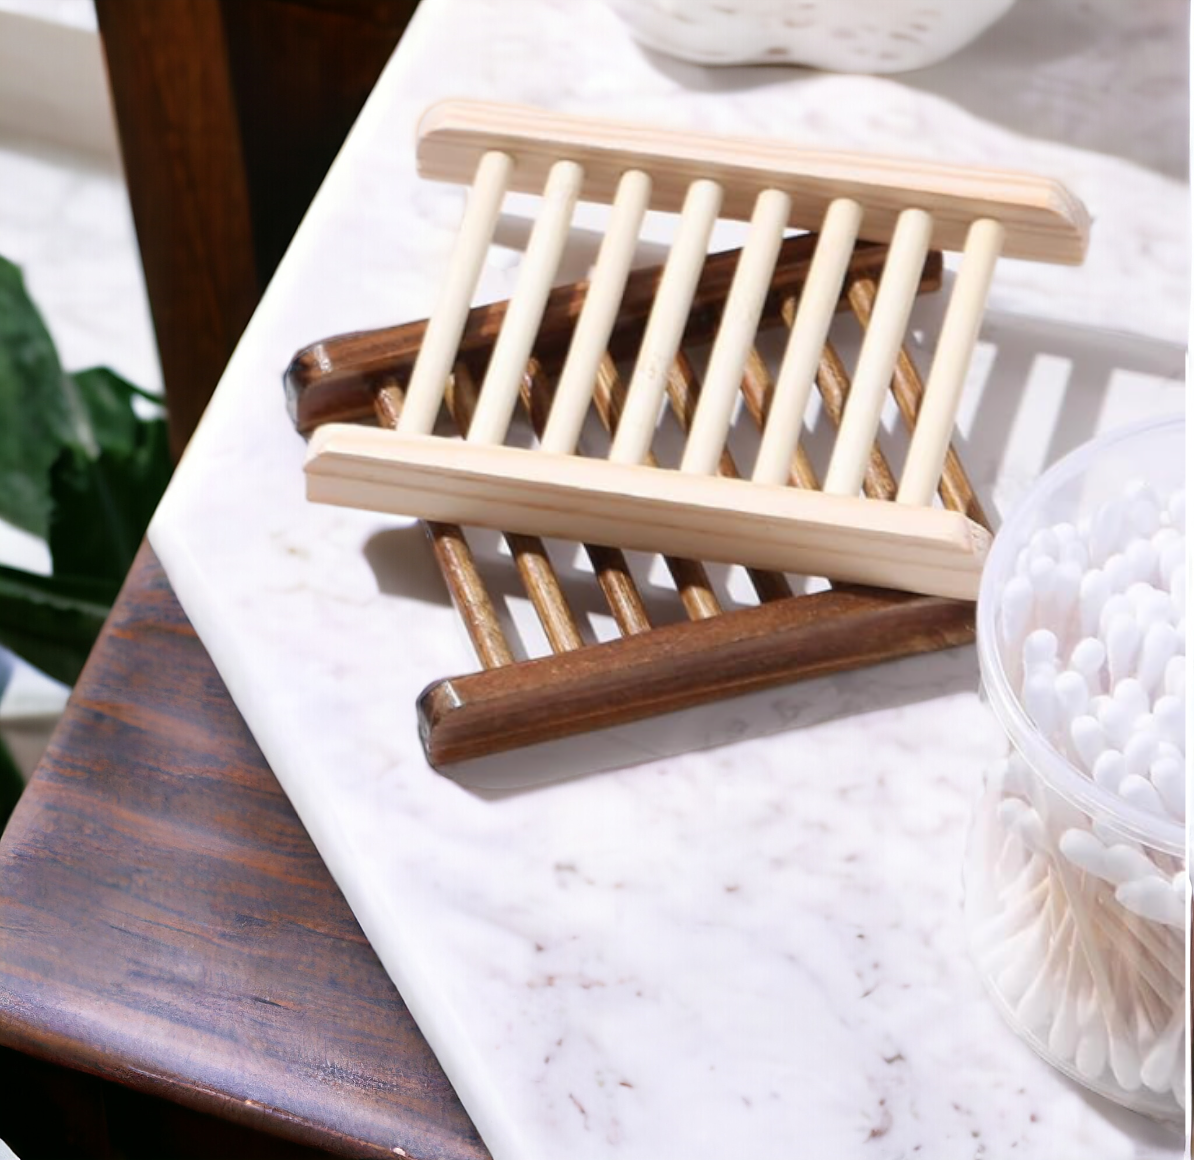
xmin=286 ymin=244 xmax=944 ymax=437
xmin=447 ymin=366 xmax=586 ymax=654
xmin=583 ymin=544 xmax=653 ymax=636
xmin=374 ymin=383 xmax=514 ymax=670
xmin=502 ymin=534 xmax=586 ymax=654
xmin=591 ymin=354 xmax=722 ymax=621
xmin=846 ymin=276 xmax=989 ymax=528
xmin=666 ymin=352 xmax=791 ymax=605
xmin=813 ymin=339 xmax=898 ymax=502
xmin=738 ymin=344 xmax=819 ymax=491
xmin=734 ymin=348 xmax=809 ymax=601
xmin=426 ymin=523 xmax=517 ymax=669
xmin=520 ymin=363 xmax=652 ymax=637
xmin=744 ymin=566 xmax=796 ymax=606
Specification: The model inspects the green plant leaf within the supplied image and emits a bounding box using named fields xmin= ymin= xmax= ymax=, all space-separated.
xmin=0 ymin=564 xmax=117 ymax=687
xmin=48 ymin=374 xmax=172 ymax=584
xmin=0 ymin=259 xmax=171 ymax=689
xmin=0 ymin=258 xmax=76 ymax=538
xmin=0 ymin=732 xmax=24 ymax=831
xmin=69 ymin=367 xmax=144 ymax=458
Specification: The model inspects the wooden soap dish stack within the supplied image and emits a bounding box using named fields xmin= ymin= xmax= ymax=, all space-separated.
xmin=286 ymin=101 xmax=1089 ymax=787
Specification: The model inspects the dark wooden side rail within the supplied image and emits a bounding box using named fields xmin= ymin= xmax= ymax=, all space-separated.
xmin=0 ymin=545 xmax=487 ymax=1160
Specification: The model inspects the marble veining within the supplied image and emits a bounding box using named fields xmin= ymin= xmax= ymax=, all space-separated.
xmin=150 ymin=0 xmax=1187 ymax=1156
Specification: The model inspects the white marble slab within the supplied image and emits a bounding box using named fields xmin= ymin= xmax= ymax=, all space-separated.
xmin=150 ymin=1 xmax=1188 ymax=1155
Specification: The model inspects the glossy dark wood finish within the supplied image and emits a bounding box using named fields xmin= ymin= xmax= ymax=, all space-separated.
xmin=0 ymin=545 xmax=487 ymax=1160
xmin=286 ymin=239 xmax=943 ymax=434
xmin=420 ymin=584 xmax=976 ymax=767
xmin=95 ymin=0 xmax=417 ymax=459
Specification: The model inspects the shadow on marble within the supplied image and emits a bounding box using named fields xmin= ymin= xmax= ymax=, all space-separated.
xmin=359 ymin=294 xmax=1182 ymax=661
xmin=363 ymin=522 xmax=455 ymax=607
xmin=907 ymin=281 xmax=1187 ymax=525
xmin=354 ymin=282 xmax=1181 ymax=790
xmin=1060 ymin=1070 xmax=1184 ymax=1151
xmin=460 ymin=641 xmax=983 ymax=797
xmin=625 ymin=0 xmax=1186 ymax=182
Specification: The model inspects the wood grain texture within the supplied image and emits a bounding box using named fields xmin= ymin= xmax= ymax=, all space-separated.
xmin=96 ymin=0 xmax=416 ymax=458
xmin=665 ymin=351 xmax=792 ymax=605
xmin=377 ymin=382 xmax=516 ymax=669
xmin=591 ymin=355 xmax=722 ymax=621
xmin=221 ymin=0 xmax=418 ymax=284
xmin=286 ymin=235 xmax=984 ymax=779
xmin=419 ymin=584 xmax=976 ymax=768
xmin=0 ymin=1043 xmax=348 ymax=1160
xmin=812 ymin=336 xmax=897 ymax=502
xmin=304 ymin=426 xmax=991 ymax=599
xmin=522 ymin=363 xmax=653 ymax=636
xmin=96 ymin=0 xmax=259 ymax=460
xmin=738 ymin=346 xmax=820 ymax=492
xmin=846 ymin=276 xmax=990 ymax=526
xmin=416 ymin=100 xmax=1091 ymax=263
xmin=0 ymin=545 xmax=486 ymax=1160
xmin=448 ymin=365 xmax=585 ymax=654
xmin=285 ymin=238 xmax=943 ymax=434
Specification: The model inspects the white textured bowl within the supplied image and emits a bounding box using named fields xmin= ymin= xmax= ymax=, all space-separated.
xmin=606 ymin=0 xmax=1019 ymax=73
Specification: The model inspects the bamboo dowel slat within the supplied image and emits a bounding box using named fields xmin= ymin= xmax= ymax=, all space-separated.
xmin=450 ymin=365 xmax=585 ymax=653
xmin=400 ymin=150 xmax=512 ymax=435
xmin=521 ymin=362 xmax=652 ymax=636
xmin=898 ymin=217 xmax=1003 ymax=506
xmin=739 ymin=345 xmax=819 ymax=492
xmin=815 ymin=340 xmax=897 ymax=501
xmin=541 ymin=168 xmax=652 ymax=455
xmin=288 ymin=235 xmax=944 ymax=437
xmin=609 ymin=178 xmax=723 ymax=465
xmin=824 ymin=207 xmax=932 ymax=496
xmin=735 ymin=348 xmax=806 ymax=599
xmin=666 ymin=352 xmax=790 ymax=604
xmin=468 ymin=159 xmax=584 ymax=445
xmin=680 ymin=187 xmax=790 ymax=475
xmin=593 ymin=354 xmax=721 ymax=620
xmin=375 ymin=381 xmax=514 ymax=669
xmin=752 ymin=197 xmax=863 ymax=486
xmin=847 ymin=277 xmax=989 ymax=527
xmin=772 ymin=298 xmax=897 ymax=502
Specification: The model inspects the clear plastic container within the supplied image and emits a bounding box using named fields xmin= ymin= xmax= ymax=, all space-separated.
xmin=966 ymin=415 xmax=1186 ymax=1123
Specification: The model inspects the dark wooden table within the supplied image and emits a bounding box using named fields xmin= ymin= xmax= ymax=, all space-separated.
xmin=0 ymin=545 xmax=487 ymax=1160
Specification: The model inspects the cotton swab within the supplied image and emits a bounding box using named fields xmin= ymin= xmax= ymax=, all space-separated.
xmin=981 ymin=482 xmax=1185 ymax=1117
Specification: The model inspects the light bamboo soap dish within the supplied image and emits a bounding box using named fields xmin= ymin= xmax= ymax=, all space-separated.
xmin=288 ymin=100 xmax=1090 ymax=785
